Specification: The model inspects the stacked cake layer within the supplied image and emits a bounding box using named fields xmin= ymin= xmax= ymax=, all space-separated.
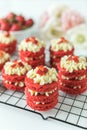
xmin=58 ymin=55 xmax=87 ymax=95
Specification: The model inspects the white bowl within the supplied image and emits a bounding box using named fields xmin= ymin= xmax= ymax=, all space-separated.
xmin=10 ymin=27 xmax=34 ymax=42
xmin=0 ymin=25 xmax=37 ymax=43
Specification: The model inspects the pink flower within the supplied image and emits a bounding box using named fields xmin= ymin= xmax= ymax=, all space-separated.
xmin=61 ymin=9 xmax=85 ymax=31
xmin=39 ymin=11 xmax=50 ymax=28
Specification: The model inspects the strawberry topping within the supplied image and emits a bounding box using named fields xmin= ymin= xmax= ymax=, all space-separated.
xmin=18 ymin=61 xmax=24 ymax=67
xmin=36 ymin=66 xmax=48 ymax=75
xmin=11 ymin=60 xmax=24 ymax=68
xmin=0 ymin=51 xmax=3 ymax=57
xmin=25 ymin=37 xmax=38 ymax=44
xmin=58 ymin=37 xmax=68 ymax=44
xmin=68 ymin=56 xmax=79 ymax=63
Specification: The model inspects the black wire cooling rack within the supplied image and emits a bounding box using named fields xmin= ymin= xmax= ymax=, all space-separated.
xmin=0 ymin=73 xmax=87 ymax=129
xmin=0 ymin=43 xmax=87 ymax=129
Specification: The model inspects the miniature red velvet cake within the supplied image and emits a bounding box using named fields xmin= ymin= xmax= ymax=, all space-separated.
xmin=25 ymin=65 xmax=58 ymax=111
xmin=19 ymin=37 xmax=45 ymax=68
xmin=2 ymin=60 xmax=31 ymax=91
xmin=58 ymin=55 xmax=87 ymax=95
xmin=0 ymin=32 xmax=17 ymax=54
xmin=0 ymin=50 xmax=10 ymax=70
xmin=50 ymin=37 xmax=74 ymax=68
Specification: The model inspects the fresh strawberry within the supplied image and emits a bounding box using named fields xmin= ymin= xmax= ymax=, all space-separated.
xmin=6 ymin=12 xmax=16 ymax=19
xmin=10 ymin=23 xmax=21 ymax=31
xmin=0 ymin=21 xmax=10 ymax=31
xmin=6 ymin=12 xmax=16 ymax=24
xmin=0 ymin=13 xmax=34 ymax=31
xmin=16 ymin=15 xmax=25 ymax=25
xmin=0 ymin=18 xmax=7 ymax=23
xmin=25 ymin=18 xmax=34 ymax=27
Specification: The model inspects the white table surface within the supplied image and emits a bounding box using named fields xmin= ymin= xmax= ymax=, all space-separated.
xmin=0 ymin=0 xmax=87 ymax=130
xmin=0 ymin=104 xmax=81 ymax=130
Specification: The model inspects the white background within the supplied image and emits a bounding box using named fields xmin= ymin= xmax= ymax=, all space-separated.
xmin=0 ymin=0 xmax=87 ymax=130
xmin=0 ymin=0 xmax=87 ymax=20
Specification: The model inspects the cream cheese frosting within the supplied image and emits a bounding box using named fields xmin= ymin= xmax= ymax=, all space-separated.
xmin=28 ymin=87 xmax=57 ymax=96
xmin=0 ymin=32 xmax=16 ymax=44
xmin=0 ymin=51 xmax=10 ymax=64
xmin=5 ymin=80 xmax=25 ymax=87
xmin=62 ymin=75 xmax=86 ymax=80
xmin=60 ymin=55 xmax=87 ymax=72
xmin=27 ymin=66 xmax=58 ymax=85
xmin=4 ymin=60 xmax=31 ymax=75
xmin=50 ymin=37 xmax=73 ymax=52
xmin=19 ymin=37 xmax=45 ymax=52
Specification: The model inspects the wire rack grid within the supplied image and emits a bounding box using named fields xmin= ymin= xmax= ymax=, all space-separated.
xmin=0 ymin=39 xmax=87 ymax=129
xmin=0 ymin=71 xmax=87 ymax=129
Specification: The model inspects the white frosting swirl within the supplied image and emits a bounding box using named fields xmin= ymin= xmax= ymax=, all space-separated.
xmin=19 ymin=37 xmax=45 ymax=52
xmin=0 ymin=32 xmax=16 ymax=44
xmin=50 ymin=38 xmax=73 ymax=52
xmin=4 ymin=60 xmax=31 ymax=75
xmin=60 ymin=55 xmax=87 ymax=72
xmin=27 ymin=66 xmax=58 ymax=85
xmin=0 ymin=51 xmax=10 ymax=64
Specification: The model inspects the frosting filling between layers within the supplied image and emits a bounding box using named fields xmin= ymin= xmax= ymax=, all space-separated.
xmin=60 ymin=82 xmax=84 ymax=89
xmin=4 ymin=80 xmax=25 ymax=87
xmin=28 ymin=87 xmax=57 ymax=96
xmin=61 ymin=75 xmax=86 ymax=80
xmin=24 ymin=55 xmax=44 ymax=61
